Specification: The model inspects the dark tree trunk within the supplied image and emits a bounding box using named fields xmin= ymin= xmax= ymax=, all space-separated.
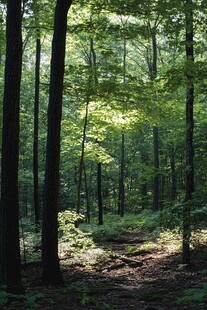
xmin=140 ymin=148 xmax=148 ymax=209
xmin=141 ymin=183 xmax=147 ymax=209
xmin=33 ymin=34 xmax=41 ymax=232
xmin=42 ymin=0 xmax=72 ymax=285
xmin=150 ymin=30 xmax=160 ymax=212
xmin=97 ymin=162 xmax=103 ymax=225
xmin=182 ymin=0 xmax=194 ymax=265
xmin=0 ymin=0 xmax=22 ymax=292
xmin=77 ymin=100 xmax=89 ymax=215
xmin=170 ymin=149 xmax=177 ymax=201
xmin=83 ymin=163 xmax=90 ymax=223
xmin=152 ymin=126 xmax=159 ymax=212
xmin=118 ymin=38 xmax=126 ymax=217
xmin=120 ymin=133 xmax=125 ymax=217
xmin=117 ymin=178 xmax=121 ymax=215
xmin=146 ymin=24 xmax=160 ymax=212
xmin=77 ymin=37 xmax=96 ymax=217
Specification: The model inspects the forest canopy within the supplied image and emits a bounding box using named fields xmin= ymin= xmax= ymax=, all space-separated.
xmin=0 ymin=0 xmax=207 ymax=299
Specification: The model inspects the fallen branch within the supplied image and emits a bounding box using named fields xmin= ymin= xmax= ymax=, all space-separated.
xmin=100 ymin=262 xmax=126 ymax=272
xmin=125 ymin=249 xmax=152 ymax=257
xmin=119 ymin=256 xmax=143 ymax=267
xmin=98 ymin=255 xmax=143 ymax=272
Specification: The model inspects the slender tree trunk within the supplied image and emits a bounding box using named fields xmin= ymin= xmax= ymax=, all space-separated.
xmin=140 ymin=147 xmax=148 ymax=209
xmin=120 ymin=132 xmax=125 ymax=217
xmin=152 ymin=126 xmax=159 ymax=211
xmin=77 ymin=100 xmax=89 ymax=215
xmin=77 ymin=37 xmax=96 ymax=216
xmin=0 ymin=0 xmax=22 ymax=292
xmin=89 ymin=36 xmax=105 ymax=223
xmin=83 ymin=163 xmax=90 ymax=223
xmin=118 ymin=178 xmax=121 ymax=214
xmin=170 ymin=148 xmax=177 ymax=201
xmin=33 ymin=32 xmax=41 ymax=232
xmin=119 ymin=38 xmax=126 ymax=217
xmin=42 ymin=0 xmax=72 ymax=285
xmin=97 ymin=161 xmax=103 ymax=225
xmin=150 ymin=30 xmax=160 ymax=212
xmin=141 ymin=183 xmax=147 ymax=209
xmin=182 ymin=0 xmax=194 ymax=264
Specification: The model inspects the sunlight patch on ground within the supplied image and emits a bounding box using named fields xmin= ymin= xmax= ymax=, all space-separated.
xmin=59 ymin=243 xmax=111 ymax=268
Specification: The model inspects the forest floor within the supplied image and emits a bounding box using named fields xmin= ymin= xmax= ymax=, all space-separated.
xmin=16 ymin=230 xmax=207 ymax=310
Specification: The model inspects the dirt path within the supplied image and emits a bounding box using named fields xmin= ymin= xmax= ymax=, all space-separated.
xmin=20 ymin=233 xmax=207 ymax=309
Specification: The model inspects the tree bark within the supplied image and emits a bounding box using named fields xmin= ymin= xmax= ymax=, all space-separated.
xmin=83 ymin=163 xmax=90 ymax=223
xmin=118 ymin=38 xmax=127 ymax=217
xmin=151 ymin=30 xmax=160 ymax=212
xmin=77 ymin=100 xmax=89 ymax=215
xmin=182 ymin=0 xmax=194 ymax=265
xmin=97 ymin=161 xmax=103 ymax=225
xmin=120 ymin=132 xmax=125 ymax=217
xmin=152 ymin=126 xmax=159 ymax=212
xmin=170 ymin=147 xmax=177 ymax=201
xmin=42 ymin=0 xmax=72 ymax=285
xmin=77 ymin=37 xmax=96 ymax=217
xmin=33 ymin=33 xmax=41 ymax=232
xmin=0 ymin=0 xmax=23 ymax=292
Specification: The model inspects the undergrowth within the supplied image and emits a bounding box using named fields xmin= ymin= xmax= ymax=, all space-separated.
xmin=0 ymin=289 xmax=44 ymax=309
xmin=176 ymin=283 xmax=207 ymax=304
xmin=80 ymin=210 xmax=160 ymax=242
xmin=20 ymin=208 xmax=207 ymax=268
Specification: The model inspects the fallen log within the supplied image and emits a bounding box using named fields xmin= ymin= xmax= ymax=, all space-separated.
xmin=119 ymin=256 xmax=143 ymax=267
xmin=98 ymin=255 xmax=143 ymax=272
xmin=100 ymin=262 xmax=126 ymax=272
xmin=125 ymin=249 xmax=152 ymax=257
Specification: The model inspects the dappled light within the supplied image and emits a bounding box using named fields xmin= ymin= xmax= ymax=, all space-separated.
xmin=0 ymin=0 xmax=207 ymax=308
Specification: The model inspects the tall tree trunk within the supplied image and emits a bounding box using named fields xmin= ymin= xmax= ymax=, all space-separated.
xmin=120 ymin=132 xmax=125 ymax=217
xmin=182 ymin=0 xmax=194 ymax=265
xmin=170 ymin=147 xmax=177 ymax=201
xmin=150 ymin=30 xmax=160 ymax=212
xmin=97 ymin=161 xmax=103 ymax=225
xmin=77 ymin=100 xmax=89 ymax=215
xmin=83 ymin=163 xmax=90 ymax=223
xmin=77 ymin=37 xmax=96 ymax=217
xmin=42 ymin=0 xmax=72 ymax=285
xmin=0 ymin=0 xmax=22 ymax=292
xmin=33 ymin=32 xmax=41 ymax=232
xmin=152 ymin=126 xmax=159 ymax=211
xmin=119 ymin=38 xmax=126 ymax=217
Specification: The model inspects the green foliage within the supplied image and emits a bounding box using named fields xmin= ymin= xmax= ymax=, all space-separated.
xmin=20 ymin=218 xmax=41 ymax=262
xmin=176 ymin=284 xmax=207 ymax=304
xmin=159 ymin=202 xmax=183 ymax=230
xmin=58 ymin=210 xmax=96 ymax=260
xmin=25 ymin=293 xmax=45 ymax=310
xmin=160 ymin=198 xmax=207 ymax=232
xmin=67 ymin=284 xmax=92 ymax=306
xmin=0 ymin=289 xmax=44 ymax=309
xmin=58 ymin=210 xmax=85 ymax=241
xmin=157 ymin=230 xmax=182 ymax=252
xmin=58 ymin=210 xmax=91 ymax=247
xmin=81 ymin=211 xmax=160 ymax=242
xmin=58 ymin=211 xmax=112 ymax=268
xmin=200 ymin=269 xmax=207 ymax=276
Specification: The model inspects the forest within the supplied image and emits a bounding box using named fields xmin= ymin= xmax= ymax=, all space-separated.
xmin=0 ymin=0 xmax=207 ymax=309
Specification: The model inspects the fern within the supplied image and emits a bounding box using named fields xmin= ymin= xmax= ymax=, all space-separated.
xmin=176 ymin=283 xmax=207 ymax=304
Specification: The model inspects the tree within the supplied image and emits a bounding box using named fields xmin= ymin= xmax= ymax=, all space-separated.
xmin=146 ymin=22 xmax=160 ymax=212
xmin=0 ymin=0 xmax=23 ymax=292
xmin=182 ymin=0 xmax=194 ymax=265
xmin=42 ymin=0 xmax=73 ymax=285
xmin=97 ymin=148 xmax=103 ymax=225
xmin=33 ymin=25 xmax=41 ymax=232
